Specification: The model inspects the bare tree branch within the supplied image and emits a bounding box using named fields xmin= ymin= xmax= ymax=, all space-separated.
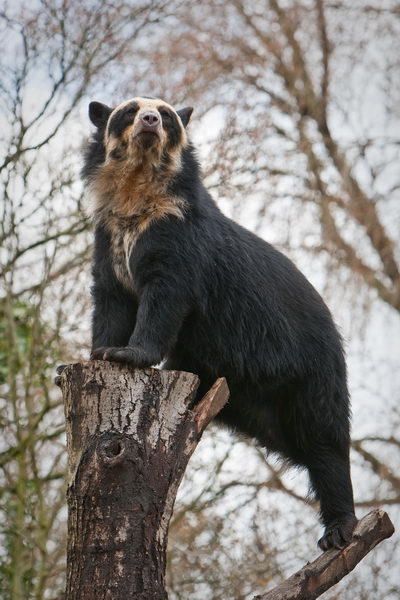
xmin=254 ymin=510 xmax=395 ymax=600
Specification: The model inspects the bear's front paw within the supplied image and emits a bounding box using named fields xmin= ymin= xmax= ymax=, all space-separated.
xmin=90 ymin=347 xmax=109 ymax=360
xmin=91 ymin=346 xmax=155 ymax=368
xmin=318 ymin=513 xmax=357 ymax=551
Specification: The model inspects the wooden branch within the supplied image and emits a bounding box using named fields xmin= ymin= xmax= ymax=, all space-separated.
xmin=254 ymin=509 xmax=395 ymax=600
xmin=59 ymin=361 xmax=229 ymax=600
xmin=315 ymin=0 xmax=330 ymax=113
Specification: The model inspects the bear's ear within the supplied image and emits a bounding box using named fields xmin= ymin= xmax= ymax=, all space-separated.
xmin=177 ymin=106 xmax=193 ymax=128
xmin=88 ymin=101 xmax=113 ymax=128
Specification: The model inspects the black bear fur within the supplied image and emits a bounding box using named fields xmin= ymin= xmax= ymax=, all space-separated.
xmin=82 ymin=96 xmax=357 ymax=550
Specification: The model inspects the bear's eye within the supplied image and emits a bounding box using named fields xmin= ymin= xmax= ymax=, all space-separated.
xmin=159 ymin=109 xmax=171 ymax=120
xmin=125 ymin=107 xmax=137 ymax=116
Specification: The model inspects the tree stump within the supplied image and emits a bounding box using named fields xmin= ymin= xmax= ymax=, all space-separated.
xmin=59 ymin=361 xmax=395 ymax=600
xmin=59 ymin=361 xmax=229 ymax=600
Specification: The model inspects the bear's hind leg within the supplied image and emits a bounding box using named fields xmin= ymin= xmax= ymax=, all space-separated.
xmin=305 ymin=443 xmax=357 ymax=550
xmin=279 ymin=391 xmax=357 ymax=551
xmin=286 ymin=425 xmax=357 ymax=551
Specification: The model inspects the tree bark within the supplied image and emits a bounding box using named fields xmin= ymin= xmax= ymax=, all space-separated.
xmin=59 ymin=361 xmax=229 ymax=600
xmin=255 ymin=509 xmax=395 ymax=600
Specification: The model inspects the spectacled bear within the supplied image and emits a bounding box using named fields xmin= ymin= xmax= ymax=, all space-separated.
xmin=82 ymin=96 xmax=357 ymax=550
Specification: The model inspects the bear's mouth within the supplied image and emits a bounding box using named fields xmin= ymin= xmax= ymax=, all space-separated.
xmin=136 ymin=130 xmax=159 ymax=139
xmin=133 ymin=130 xmax=161 ymax=149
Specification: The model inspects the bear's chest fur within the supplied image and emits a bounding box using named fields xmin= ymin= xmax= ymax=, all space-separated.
xmin=100 ymin=198 xmax=186 ymax=291
xmin=108 ymin=216 xmax=138 ymax=289
xmin=89 ymin=164 xmax=187 ymax=291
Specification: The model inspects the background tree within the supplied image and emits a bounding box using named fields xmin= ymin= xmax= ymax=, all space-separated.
xmin=0 ymin=1 xmax=174 ymax=596
xmin=0 ymin=1 xmax=399 ymax=599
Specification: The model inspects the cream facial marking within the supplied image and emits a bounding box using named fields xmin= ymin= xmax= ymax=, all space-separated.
xmin=101 ymin=97 xmax=187 ymax=180
xmin=105 ymin=97 xmax=187 ymax=147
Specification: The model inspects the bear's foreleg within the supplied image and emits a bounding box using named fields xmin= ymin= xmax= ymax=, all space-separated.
xmin=97 ymin=282 xmax=188 ymax=368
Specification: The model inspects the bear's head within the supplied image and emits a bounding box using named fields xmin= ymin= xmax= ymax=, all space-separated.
xmin=88 ymin=97 xmax=193 ymax=171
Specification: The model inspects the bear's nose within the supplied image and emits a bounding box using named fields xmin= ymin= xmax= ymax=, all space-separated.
xmin=140 ymin=112 xmax=160 ymax=127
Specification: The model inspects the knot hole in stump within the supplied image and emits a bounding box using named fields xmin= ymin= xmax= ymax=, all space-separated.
xmin=99 ymin=435 xmax=127 ymax=465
